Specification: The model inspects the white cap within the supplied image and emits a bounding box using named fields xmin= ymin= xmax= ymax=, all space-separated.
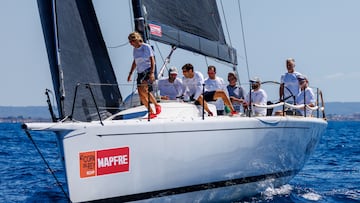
xmin=297 ymin=74 xmax=307 ymax=81
xmin=250 ymin=76 xmax=261 ymax=83
xmin=169 ymin=66 xmax=178 ymax=75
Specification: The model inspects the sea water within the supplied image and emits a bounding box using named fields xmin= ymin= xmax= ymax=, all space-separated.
xmin=0 ymin=121 xmax=359 ymax=203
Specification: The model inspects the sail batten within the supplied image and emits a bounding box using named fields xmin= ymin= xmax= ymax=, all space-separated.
xmin=141 ymin=0 xmax=237 ymax=65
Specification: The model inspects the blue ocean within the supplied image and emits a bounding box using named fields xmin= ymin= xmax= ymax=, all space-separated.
xmin=0 ymin=121 xmax=359 ymax=203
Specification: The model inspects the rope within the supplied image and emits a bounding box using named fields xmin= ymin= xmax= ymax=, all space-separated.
xmin=253 ymin=102 xmax=322 ymax=111
xmin=237 ymin=0 xmax=251 ymax=81
xmin=204 ymin=56 xmax=209 ymax=68
xmin=154 ymin=41 xmax=166 ymax=65
xmin=106 ymin=0 xmax=134 ymax=49
xmin=23 ymin=129 xmax=71 ymax=202
xmin=219 ymin=0 xmax=241 ymax=85
xmin=219 ymin=0 xmax=233 ymax=46
xmin=107 ymin=41 xmax=128 ymax=49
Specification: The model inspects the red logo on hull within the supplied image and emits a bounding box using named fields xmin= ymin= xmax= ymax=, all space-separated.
xmin=79 ymin=147 xmax=130 ymax=178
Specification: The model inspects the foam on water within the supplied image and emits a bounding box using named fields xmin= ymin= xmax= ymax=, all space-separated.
xmin=301 ymin=192 xmax=322 ymax=201
xmin=262 ymin=184 xmax=293 ymax=200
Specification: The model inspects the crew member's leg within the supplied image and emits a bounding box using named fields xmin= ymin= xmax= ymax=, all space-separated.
xmin=213 ymin=90 xmax=236 ymax=113
xmin=196 ymin=95 xmax=213 ymax=116
xmin=138 ymin=83 xmax=155 ymax=114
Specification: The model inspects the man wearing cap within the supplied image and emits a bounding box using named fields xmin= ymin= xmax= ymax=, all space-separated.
xmin=157 ymin=67 xmax=183 ymax=100
xmin=243 ymin=77 xmax=268 ymax=116
xmin=280 ymin=58 xmax=302 ymax=103
xmin=296 ymin=75 xmax=315 ymax=117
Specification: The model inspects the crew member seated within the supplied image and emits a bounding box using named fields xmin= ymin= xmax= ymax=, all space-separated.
xmin=181 ymin=63 xmax=213 ymax=116
xmin=157 ymin=67 xmax=183 ymax=100
xmin=204 ymin=65 xmax=237 ymax=115
xmin=243 ymin=77 xmax=268 ymax=116
xmin=296 ymin=75 xmax=315 ymax=117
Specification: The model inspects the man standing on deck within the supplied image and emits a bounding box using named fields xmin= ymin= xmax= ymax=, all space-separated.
xmin=279 ymin=58 xmax=302 ymax=104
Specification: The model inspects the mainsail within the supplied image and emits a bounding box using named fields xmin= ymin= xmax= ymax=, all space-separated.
xmin=139 ymin=0 xmax=237 ymax=65
xmin=37 ymin=0 xmax=122 ymax=121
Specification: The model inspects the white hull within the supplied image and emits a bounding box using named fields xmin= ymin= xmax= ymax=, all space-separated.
xmin=26 ymin=102 xmax=327 ymax=202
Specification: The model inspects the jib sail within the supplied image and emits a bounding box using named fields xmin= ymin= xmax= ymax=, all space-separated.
xmin=37 ymin=0 xmax=122 ymax=121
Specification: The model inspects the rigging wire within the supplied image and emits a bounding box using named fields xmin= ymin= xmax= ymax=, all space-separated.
xmin=106 ymin=0 xmax=134 ymax=49
xmin=237 ymin=0 xmax=251 ymax=81
xmin=107 ymin=41 xmax=129 ymax=49
xmin=23 ymin=129 xmax=71 ymax=202
xmin=154 ymin=42 xmax=166 ymax=68
xmin=219 ymin=0 xmax=242 ymax=85
xmin=219 ymin=0 xmax=233 ymax=47
xmin=204 ymin=56 xmax=209 ymax=68
xmin=129 ymin=0 xmax=134 ymax=30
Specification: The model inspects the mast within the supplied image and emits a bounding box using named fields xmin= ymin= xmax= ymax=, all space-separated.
xmin=131 ymin=0 xmax=148 ymax=43
xmin=131 ymin=0 xmax=160 ymax=79
xmin=51 ymin=0 xmax=65 ymax=118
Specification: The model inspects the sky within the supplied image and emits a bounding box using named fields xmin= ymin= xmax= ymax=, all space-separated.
xmin=1 ymin=0 xmax=360 ymax=106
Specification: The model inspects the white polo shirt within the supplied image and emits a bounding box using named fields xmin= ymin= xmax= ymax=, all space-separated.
xmin=182 ymin=71 xmax=204 ymax=100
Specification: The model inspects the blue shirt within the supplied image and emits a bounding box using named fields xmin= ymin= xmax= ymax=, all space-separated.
xmin=227 ymin=85 xmax=245 ymax=100
xmin=227 ymin=85 xmax=246 ymax=112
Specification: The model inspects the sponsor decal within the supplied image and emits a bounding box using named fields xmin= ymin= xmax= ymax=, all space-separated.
xmin=79 ymin=151 xmax=96 ymax=178
xmin=149 ymin=23 xmax=162 ymax=37
xmin=79 ymin=147 xmax=129 ymax=178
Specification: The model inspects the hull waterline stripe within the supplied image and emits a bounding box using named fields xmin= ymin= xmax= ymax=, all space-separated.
xmin=89 ymin=170 xmax=297 ymax=202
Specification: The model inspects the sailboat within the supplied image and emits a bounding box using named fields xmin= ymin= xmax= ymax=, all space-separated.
xmin=23 ymin=0 xmax=327 ymax=202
